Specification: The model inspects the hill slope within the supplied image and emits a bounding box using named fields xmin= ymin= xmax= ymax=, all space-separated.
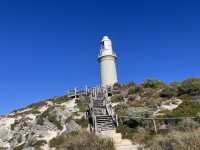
xmin=1 ymin=78 xmax=200 ymax=149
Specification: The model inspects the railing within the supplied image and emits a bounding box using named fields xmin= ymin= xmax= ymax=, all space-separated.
xmin=88 ymin=86 xmax=119 ymax=132
xmin=105 ymin=95 xmax=119 ymax=127
xmin=89 ymin=96 xmax=98 ymax=133
xmin=67 ymin=85 xmax=114 ymax=98
xmin=115 ymin=114 xmax=119 ymax=127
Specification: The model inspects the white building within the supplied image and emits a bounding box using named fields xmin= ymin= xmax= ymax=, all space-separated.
xmin=98 ymin=36 xmax=118 ymax=87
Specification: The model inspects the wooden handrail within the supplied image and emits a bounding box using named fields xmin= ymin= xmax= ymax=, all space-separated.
xmin=118 ymin=116 xmax=198 ymax=120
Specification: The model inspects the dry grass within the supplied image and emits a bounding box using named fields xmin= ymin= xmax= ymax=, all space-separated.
xmin=145 ymin=130 xmax=200 ymax=150
xmin=49 ymin=130 xmax=115 ymax=150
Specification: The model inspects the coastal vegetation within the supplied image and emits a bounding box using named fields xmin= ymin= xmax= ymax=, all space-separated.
xmin=49 ymin=130 xmax=115 ymax=150
xmin=112 ymin=78 xmax=200 ymax=149
xmin=3 ymin=77 xmax=200 ymax=150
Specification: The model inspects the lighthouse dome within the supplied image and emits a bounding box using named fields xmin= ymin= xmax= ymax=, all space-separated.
xmin=101 ymin=36 xmax=110 ymax=41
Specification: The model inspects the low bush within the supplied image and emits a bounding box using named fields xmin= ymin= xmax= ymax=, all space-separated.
xmin=166 ymin=101 xmax=200 ymax=117
xmin=128 ymin=86 xmax=137 ymax=95
xmin=75 ymin=117 xmax=89 ymax=128
xmin=132 ymin=127 xmax=146 ymax=144
xmin=145 ymin=130 xmax=200 ymax=150
xmin=52 ymin=95 xmax=70 ymax=104
xmin=142 ymin=79 xmax=166 ymax=89
xmin=49 ymin=130 xmax=115 ymax=150
xmin=47 ymin=113 xmax=63 ymax=130
xmin=172 ymin=118 xmax=200 ymax=132
xmin=127 ymin=99 xmax=145 ymax=107
xmin=76 ymin=95 xmax=89 ymax=112
xmin=178 ymin=78 xmax=200 ymax=96
xmin=31 ymin=140 xmax=47 ymax=149
xmin=116 ymin=124 xmax=136 ymax=139
xmin=13 ymin=143 xmax=25 ymax=150
xmin=114 ymin=104 xmax=128 ymax=116
xmin=36 ymin=106 xmax=63 ymax=130
xmin=160 ymin=86 xmax=177 ymax=98
xmin=111 ymin=94 xmax=124 ymax=103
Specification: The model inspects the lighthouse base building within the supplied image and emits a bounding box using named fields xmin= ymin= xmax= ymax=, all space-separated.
xmin=98 ymin=36 xmax=118 ymax=87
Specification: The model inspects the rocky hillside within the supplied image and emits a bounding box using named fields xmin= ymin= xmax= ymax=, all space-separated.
xmin=1 ymin=77 xmax=200 ymax=150
xmin=0 ymin=95 xmax=94 ymax=150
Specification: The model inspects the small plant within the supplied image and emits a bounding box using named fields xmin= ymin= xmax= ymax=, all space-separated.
xmin=75 ymin=117 xmax=89 ymax=128
xmin=178 ymin=78 xmax=200 ymax=96
xmin=31 ymin=140 xmax=47 ymax=149
xmin=75 ymin=95 xmax=89 ymax=112
xmin=49 ymin=133 xmax=66 ymax=147
xmin=47 ymin=113 xmax=63 ymax=130
xmin=166 ymin=101 xmax=200 ymax=117
xmin=13 ymin=143 xmax=25 ymax=150
xmin=52 ymin=95 xmax=70 ymax=104
xmin=142 ymin=79 xmax=166 ymax=89
xmin=127 ymin=99 xmax=145 ymax=107
xmin=111 ymin=94 xmax=124 ymax=103
xmin=24 ymin=100 xmax=47 ymax=110
xmin=128 ymin=86 xmax=137 ymax=95
xmin=116 ymin=124 xmax=136 ymax=139
xmin=36 ymin=106 xmax=63 ymax=130
xmin=145 ymin=130 xmax=200 ymax=150
xmin=114 ymin=104 xmax=128 ymax=116
xmin=160 ymin=86 xmax=177 ymax=98
xmin=49 ymin=130 xmax=115 ymax=150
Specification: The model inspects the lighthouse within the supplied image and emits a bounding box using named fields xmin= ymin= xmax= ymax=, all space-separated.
xmin=98 ymin=36 xmax=118 ymax=87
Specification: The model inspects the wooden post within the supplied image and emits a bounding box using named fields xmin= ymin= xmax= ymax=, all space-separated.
xmin=85 ymin=85 xmax=88 ymax=95
xmin=95 ymin=87 xmax=97 ymax=98
xmin=74 ymin=87 xmax=77 ymax=99
xmin=92 ymin=88 xmax=94 ymax=97
xmin=153 ymin=118 xmax=157 ymax=134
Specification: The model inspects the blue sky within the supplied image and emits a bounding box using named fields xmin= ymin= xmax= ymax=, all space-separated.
xmin=0 ymin=0 xmax=200 ymax=114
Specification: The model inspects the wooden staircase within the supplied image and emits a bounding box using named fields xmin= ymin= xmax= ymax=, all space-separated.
xmin=89 ymin=88 xmax=117 ymax=132
xmin=96 ymin=115 xmax=115 ymax=131
xmin=89 ymin=87 xmax=139 ymax=150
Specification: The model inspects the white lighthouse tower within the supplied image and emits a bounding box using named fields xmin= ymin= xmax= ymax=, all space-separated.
xmin=98 ymin=36 xmax=118 ymax=87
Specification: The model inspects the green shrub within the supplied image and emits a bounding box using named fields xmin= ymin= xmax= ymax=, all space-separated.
xmin=166 ymin=101 xmax=200 ymax=117
xmin=24 ymin=100 xmax=47 ymax=110
xmin=128 ymin=107 xmax=152 ymax=118
xmin=178 ymin=78 xmax=200 ymax=96
xmin=160 ymin=86 xmax=177 ymax=98
xmin=128 ymin=86 xmax=137 ymax=95
xmin=76 ymin=96 xmax=89 ymax=112
xmin=111 ymin=94 xmax=124 ymax=103
xmin=36 ymin=106 xmax=63 ymax=130
xmin=116 ymin=124 xmax=136 ymax=139
xmin=132 ymin=127 xmax=147 ymax=144
xmin=11 ymin=100 xmax=48 ymax=115
xmin=52 ymin=95 xmax=70 ymax=104
xmin=172 ymin=118 xmax=200 ymax=132
xmin=47 ymin=113 xmax=63 ymax=130
xmin=127 ymin=99 xmax=145 ymax=107
xmin=49 ymin=133 xmax=67 ymax=147
xmin=145 ymin=130 xmax=200 ymax=150
xmin=31 ymin=140 xmax=47 ymax=149
xmin=114 ymin=104 xmax=128 ymax=116
xmin=75 ymin=117 xmax=89 ymax=128
xmin=142 ymin=79 xmax=166 ymax=89
xmin=13 ymin=143 xmax=25 ymax=150
xmin=113 ymin=83 xmax=121 ymax=90
xmin=49 ymin=130 xmax=115 ymax=150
